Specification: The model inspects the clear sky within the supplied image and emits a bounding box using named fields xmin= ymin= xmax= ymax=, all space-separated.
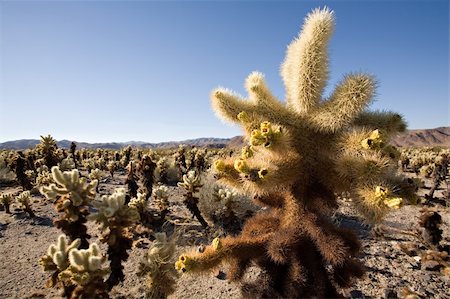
xmin=0 ymin=0 xmax=448 ymax=143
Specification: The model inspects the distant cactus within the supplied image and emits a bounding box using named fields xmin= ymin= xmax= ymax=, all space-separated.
xmin=12 ymin=151 xmax=33 ymax=190
xmin=40 ymin=166 xmax=97 ymax=248
xmin=107 ymin=161 xmax=117 ymax=178
xmin=88 ymin=188 xmax=139 ymax=289
xmin=15 ymin=190 xmax=35 ymax=217
xmin=125 ymin=162 xmax=139 ymax=200
xmin=176 ymin=7 xmax=415 ymax=297
xmin=0 ymin=193 xmax=13 ymax=214
xmin=59 ymin=156 xmax=76 ymax=171
xmin=137 ymin=155 xmax=156 ymax=200
xmin=36 ymin=135 xmax=60 ymax=168
xmin=70 ymin=142 xmax=78 ymax=168
xmin=178 ymin=170 xmax=208 ymax=228
xmin=137 ymin=232 xmax=178 ymax=299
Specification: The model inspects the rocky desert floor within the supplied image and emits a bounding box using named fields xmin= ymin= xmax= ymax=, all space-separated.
xmin=0 ymin=171 xmax=449 ymax=299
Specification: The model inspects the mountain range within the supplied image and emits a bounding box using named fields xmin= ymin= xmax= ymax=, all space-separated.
xmin=0 ymin=127 xmax=448 ymax=150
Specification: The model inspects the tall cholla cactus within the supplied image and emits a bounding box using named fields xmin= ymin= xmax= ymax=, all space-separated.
xmin=36 ymin=134 xmax=60 ymax=168
xmin=175 ymin=7 xmax=417 ymax=298
xmin=137 ymin=233 xmax=178 ymax=299
xmin=88 ymin=188 xmax=139 ymax=289
xmin=40 ymin=166 xmax=98 ymax=248
xmin=178 ymin=170 xmax=208 ymax=228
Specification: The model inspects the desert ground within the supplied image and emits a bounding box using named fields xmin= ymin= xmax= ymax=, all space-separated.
xmin=0 ymin=169 xmax=449 ymax=299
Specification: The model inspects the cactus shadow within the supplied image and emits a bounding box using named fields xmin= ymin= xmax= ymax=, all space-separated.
xmin=333 ymin=212 xmax=371 ymax=238
xmin=32 ymin=215 xmax=53 ymax=227
xmin=13 ymin=212 xmax=53 ymax=227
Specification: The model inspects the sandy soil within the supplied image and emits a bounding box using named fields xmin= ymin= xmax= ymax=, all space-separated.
xmin=0 ymin=171 xmax=449 ymax=299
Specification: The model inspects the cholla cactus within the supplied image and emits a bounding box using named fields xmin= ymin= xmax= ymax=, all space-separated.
xmin=88 ymin=188 xmax=139 ymax=289
xmin=36 ymin=134 xmax=60 ymax=168
xmin=176 ymin=7 xmax=415 ymax=297
xmin=11 ymin=151 xmax=33 ymax=190
xmin=0 ymin=193 xmax=13 ymax=213
xmin=153 ymin=184 xmax=169 ymax=212
xmin=89 ymin=168 xmax=105 ymax=193
xmin=0 ymin=152 xmax=15 ymax=186
xmin=39 ymin=234 xmax=81 ymax=291
xmin=211 ymin=187 xmax=242 ymax=234
xmin=128 ymin=192 xmax=148 ymax=214
xmin=107 ymin=161 xmax=117 ymax=178
xmin=36 ymin=169 xmax=55 ymax=188
xmin=178 ymin=171 xmax=208 ymax=227
xmin=59 ymin=156 xmax=76 ymax=171
xmin=15 ymin=190 xmax=35 ymax=217
xmin=40 ymin=166 xmax=97 ymax=248
xmin=137 ymin=233 xmax=178 ymax=299
xmin=58 ymin=243 xmax=110 ymax=298
xmin=126 ymin=162 xmax=139 ymax=199
xmin=137 ymin=155 xmax=156 ymax=200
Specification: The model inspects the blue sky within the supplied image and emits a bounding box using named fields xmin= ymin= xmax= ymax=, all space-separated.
xmin=0 ymin=0 xmax=448 ymax=143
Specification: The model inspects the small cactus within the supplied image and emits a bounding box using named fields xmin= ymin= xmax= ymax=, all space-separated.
xmin=0 ymin=193 xmax=13 ymax=213
xmin=178 ymin=171 xmax=208 ymax=228
xmin=15 ymin=190 xmax=35 ymax=217
xmin=137 ymin=233 xmax=178 ymax=299
xmin=88 ymin=188 xmax=139 ymax=289
xmin=58 ymin=243 xmax=110 ymax=298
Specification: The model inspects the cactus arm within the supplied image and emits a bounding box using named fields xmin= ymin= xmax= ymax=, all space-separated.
xmin=309 ymin=74 xmax=376 ymax=133
xmin=281 ymin=7 xmax=334 ymax=114
xmin=353 ymin=110 xmax=407 ymax=135
xmin=175 ymin=235 xmax=268 ymax=274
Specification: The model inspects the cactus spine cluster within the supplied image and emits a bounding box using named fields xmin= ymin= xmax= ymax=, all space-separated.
xmin=176 ymin=7 xmax=416 ymax=297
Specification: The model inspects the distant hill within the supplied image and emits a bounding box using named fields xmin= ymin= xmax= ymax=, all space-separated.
xmin=0 ymin=138 xmax=230 ymax=150
xmin=227 ymin=127 xmax=450 ymax=149
xmin=391 ymin=127 xmax=450 ymax=148
xmin=1 ymin=127 xmax=448 ymax=150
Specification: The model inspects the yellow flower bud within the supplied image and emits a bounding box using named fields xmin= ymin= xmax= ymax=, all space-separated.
xmin=237 ymin=111 xmax=250 ymax=123
xmin=214 ymin=160 xmax=226 ymax=172
xmin=260 ymin=121 xmax=271 ymax=130
xmin=258 ymin=168 xmax=268 ymax=179
xmin=175 ymin=255 xmax=194 ymax=273
xmin=374 ymin=186 xmax=389 ymax=199
xmin=369 ymin=129 xmax=381 ymax=140
xmin=383 ymin=197 xmax=403 ymax=209
xmin=234 ymin=159 xmax=249 ymax=173
xmin=212 ymin=237 xmax=222 ymax=251
xmin=241 ymin=146 xmax=253 ymax=159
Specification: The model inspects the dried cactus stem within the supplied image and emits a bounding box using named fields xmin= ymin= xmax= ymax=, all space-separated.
xmin=138 ymin=155 xmax=156 ymax=200
xmin=126 ymin=162 xmax=138 ymax=201
xmin=13 ymin=152 xmax=33 ymax=190
xmin=184 ymin=192 xmax=208 ymax=228
xmin=70 ymin=142 xmax=78 ymax=168
xmin=105 ymin=228 xmax=133 ymax=290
